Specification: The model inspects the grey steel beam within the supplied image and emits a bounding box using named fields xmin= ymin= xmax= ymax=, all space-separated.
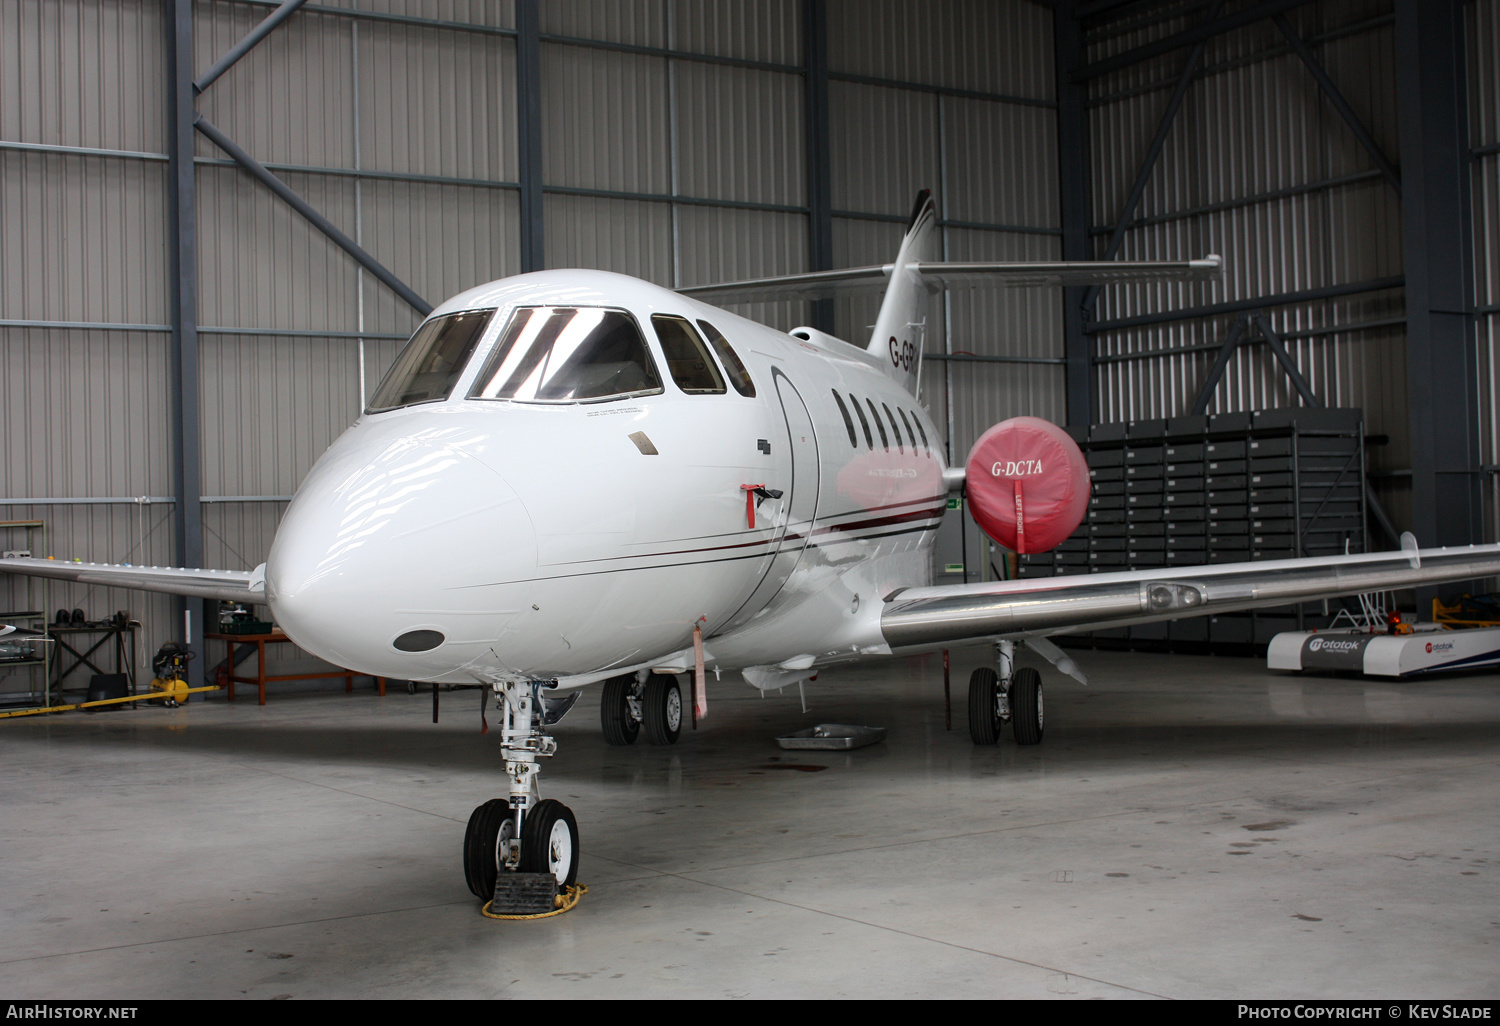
xmin=1272 ymin=14 xmax=1400 ymax=197
xmin=1089 ymin=169 xmax=1384 ymax=235
xmin=833 ymin=209 xmax=1059 ymax=236
xmin=1093 ymin=315 xmax=1406 ymax=363
xmin=923 ymin=353 xmax=1066 ymax=366
xmin=805 ymin=0 xmax=834 ymax=335
xmin=225 ymin=0 xmax=516 ymax=38
xmin=1188 ymin=315 xmax=1247 ymax=415
xmin=828 ymin=72 xmax=1055 ymax=110
xmin=166 ymin=0 xmax=205 ymax=683
xmin=1250 ymin=312 xmax=1321 ymax=408
xmin=194 ymin=0 xmax=308 ymax=94
xmin=1087 ymin=276 xmax=1405 ymax=334
xmin=516 ymin=0 xmax=544 ymax=273
xmin=546 ymin=184 xmax=806 ymax=215
xmin=1396 ymin=0 xmax=1482 ymax=552
xmin=1055 ymin=1 xmax=1093 ymax=428
xmin=1075 ymin=0 xmax=1315 ymax=81
xmin=1082 ymin=1 xmax=1222 ymax=318
xmin=194 ymin=115 xmax=432 ymax=316
xmin=1088 ymin=13 xmax=1394 ymax=109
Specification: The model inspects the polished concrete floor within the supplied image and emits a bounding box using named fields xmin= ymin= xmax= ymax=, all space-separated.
xmin=1 ymin=645 xmax=1497 ymax=1000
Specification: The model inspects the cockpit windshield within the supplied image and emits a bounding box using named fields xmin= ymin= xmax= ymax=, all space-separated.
xmin=366 ymin=309 xmax=494 ymax=413
xmin=468 ymin=307 xmax=663 ymax=403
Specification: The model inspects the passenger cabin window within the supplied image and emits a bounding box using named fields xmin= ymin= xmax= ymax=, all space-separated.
xmin=897 ymin=407 xmax=918 ymax=453
xmin=909 ymin=410 xmax=931 ymax=455
xmin=698 ymin=320 xmax=756 ymax=397
xmin=881 ymin=403 xmax=904 ymax=454
xmin=831 ymin=391 xmax=858 ymax=447
xmin=468 ymin=307 xmax=662 ymax=403
xmin=652 ymin=315 xmax=726 ymax=395
xmin=848 ymin=393 xmax=873 ymax=449
xmin=367 ymin=309 xmax=494 ymax=412
xmin=865 ymin=399 xmax=889 ymax=450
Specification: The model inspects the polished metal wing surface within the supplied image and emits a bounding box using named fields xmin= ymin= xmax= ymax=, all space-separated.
xmin=880 ymin=543 xmax=1500 ymax=650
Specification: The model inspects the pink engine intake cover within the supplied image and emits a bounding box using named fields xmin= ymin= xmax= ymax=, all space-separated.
xmin=964 ymin=416 xmax=1090 ymax=554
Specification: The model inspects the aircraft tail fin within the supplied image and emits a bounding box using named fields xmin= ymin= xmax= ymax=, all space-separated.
xmin=868 ymin=190 xmax=939 ymax=394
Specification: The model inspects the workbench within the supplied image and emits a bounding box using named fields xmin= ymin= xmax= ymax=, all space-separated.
xmin=207 ymin=631 xmax=385 ymax=705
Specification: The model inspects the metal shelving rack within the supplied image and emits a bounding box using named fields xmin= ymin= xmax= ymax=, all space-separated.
xmin=1019 ymin=410 xmax=1368 ymax=653
xmin=0 ymin=520 xmax=51 ymax=706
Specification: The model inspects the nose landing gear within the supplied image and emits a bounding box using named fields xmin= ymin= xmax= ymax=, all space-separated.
xmin=464 ymin=680 xmax=581 ymax=911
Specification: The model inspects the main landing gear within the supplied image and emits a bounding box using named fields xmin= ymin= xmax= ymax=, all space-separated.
xmin=968 ymin=639 xmax=1044 ymax=746
xmin=600 ymin=671 xmax=682 ymax=746
xmin=464 ymin=680 xmax=581 ymax=907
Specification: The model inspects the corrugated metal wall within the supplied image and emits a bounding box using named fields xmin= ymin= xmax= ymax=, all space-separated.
xmin=0 ymin=0 xmax=1059 ymax=694
xmin=826 ymin=0 xmax=1060 ymax=461
xmin=1083 ymin=0 xmax=1415 ymax=532
xmin=12 ymin=0 xmax=1491 ymax=693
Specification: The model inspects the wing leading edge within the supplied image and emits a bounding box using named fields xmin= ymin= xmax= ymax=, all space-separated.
xmin=880 ymin=544 xmax=1500 ymax=650
xmin=0 ymin=556 xmax=265 ymax=605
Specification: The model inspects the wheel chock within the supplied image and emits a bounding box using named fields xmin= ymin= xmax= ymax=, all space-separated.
xmin=489 ymin=872 xmax=560 ymax=915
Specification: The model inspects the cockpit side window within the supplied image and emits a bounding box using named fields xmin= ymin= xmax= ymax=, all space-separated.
xmin=652 ymin=315 xmax=726 ymax=395
xmin=697 ymin=320 xmax=756 ymax=397
xmin=367 ymin=309 xmax=495 ymax=412
xmin=468 ymin=307 xmax=663 ymax=403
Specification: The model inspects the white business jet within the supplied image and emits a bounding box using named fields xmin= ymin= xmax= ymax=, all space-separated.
xmin=8 ymin=192 xmax=1500 ymax=902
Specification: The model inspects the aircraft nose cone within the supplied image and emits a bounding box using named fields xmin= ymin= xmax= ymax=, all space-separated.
xmin=265 ymin=427 xmax=536 ymax=675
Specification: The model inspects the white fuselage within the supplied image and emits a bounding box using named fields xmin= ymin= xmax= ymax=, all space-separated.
xmin=263 ymin=271 xmax=947 ymax=687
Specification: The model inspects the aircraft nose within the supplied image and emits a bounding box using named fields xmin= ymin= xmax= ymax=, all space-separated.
xmin=265 ymin=431 xmax=536 ymax=675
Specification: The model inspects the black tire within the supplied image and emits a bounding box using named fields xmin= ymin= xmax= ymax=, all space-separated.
xmin=600 ymin=673 xmax=640 ymax=746
xmin=1011 ymin=666 xmax=1044 ymax=745
xmin=642 ymin=672 xmax=682 ymax=745
xmin=519 ymin=798 xmax=579 ymax=887
xmin=463 ymin=798 xmax=515 ymax=899
xmin=968 ymin=666 xmax=1001 ymax=745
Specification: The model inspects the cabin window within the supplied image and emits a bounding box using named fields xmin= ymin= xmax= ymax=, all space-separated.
xmin=368 ymin=309 xmax=495 ymax=412
xmin=831 ymin=391 xmax=858 ymax=447
xmin=468 ymin=307 xmax=662 ymax=403
xmin=881 ymin=403 xmax=904 ymax=454
xmin=848 ymin=392 xmax=873 ymax=449
xmin=698 ymin=320 xmax=756 ymax=397
xmin=652 ymin=316 xmax=726 ymax=395
xmin=909 ymin=409 xmax=930 ymax=455
xmin=897 ymin=407 xmax=919 ymax=454
xmin=865 ymin=398 xmax=889 ymax=450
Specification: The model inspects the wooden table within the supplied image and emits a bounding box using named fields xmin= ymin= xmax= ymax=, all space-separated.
xmin=207 ymin=631 xmax=385 ymax=705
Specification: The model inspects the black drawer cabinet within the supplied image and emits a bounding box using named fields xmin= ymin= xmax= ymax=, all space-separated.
xmin=1052 ymin=408 xmax=1368 ymax=653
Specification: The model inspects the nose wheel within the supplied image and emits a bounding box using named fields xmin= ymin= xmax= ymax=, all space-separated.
xmin=465 ymin=680 xmax=582 ymax=909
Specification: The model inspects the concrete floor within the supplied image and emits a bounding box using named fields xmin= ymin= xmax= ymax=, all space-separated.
xmin=0 ymin=645 xmax=1497 ymax=1000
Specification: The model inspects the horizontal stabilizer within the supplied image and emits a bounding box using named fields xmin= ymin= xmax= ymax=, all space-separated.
xmin=680 ymin=256 xmax=1221 ymax=305
xmin=0 ymin=556 xmax=265 ymax=605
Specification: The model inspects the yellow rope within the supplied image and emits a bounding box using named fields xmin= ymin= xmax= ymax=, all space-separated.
xmin=481 ymin=882 xmax=588 ymax=920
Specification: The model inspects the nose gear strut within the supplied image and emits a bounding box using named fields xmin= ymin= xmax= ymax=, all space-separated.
xmin=463 ymin=679 xmax=582 ymax=916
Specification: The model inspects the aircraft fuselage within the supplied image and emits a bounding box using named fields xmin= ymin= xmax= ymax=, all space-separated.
xmin=264 ymin=270 xmax=946 ymax=687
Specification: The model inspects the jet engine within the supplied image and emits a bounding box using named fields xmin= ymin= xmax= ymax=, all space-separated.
xmin=964 ymin=417 xmax=1090 ymax=554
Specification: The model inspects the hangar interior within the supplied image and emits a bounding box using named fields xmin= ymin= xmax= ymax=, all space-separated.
xmin=2 ymin=0 xmax=1499 ymax=1000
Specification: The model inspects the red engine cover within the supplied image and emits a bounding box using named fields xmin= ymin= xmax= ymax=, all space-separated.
xmin=964 ymin=417 xmax=1090 ymax=554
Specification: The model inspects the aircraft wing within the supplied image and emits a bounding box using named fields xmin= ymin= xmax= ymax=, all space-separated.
xmin=0 ymin=556 xmax=265 ymax=605
xmin=879 ymin=542 xmax=1500 ymax=650
xmin=678 ymin=256 xmax=1221 ymax=305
